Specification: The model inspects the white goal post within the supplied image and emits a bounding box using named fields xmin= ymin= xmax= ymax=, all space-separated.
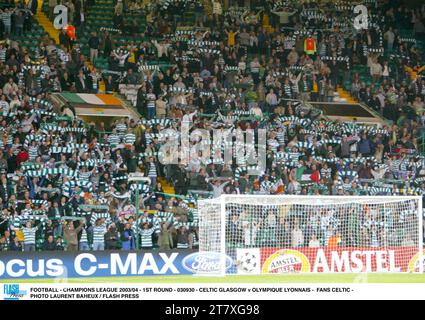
xmin=198 ymin=195 xmax=424 ymax=275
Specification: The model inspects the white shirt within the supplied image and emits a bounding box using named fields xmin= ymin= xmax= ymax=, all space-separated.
xmin=0 ymin=100 xmax=9 ymax=115
xmin=182 ymin=110 xmax=198 ymax=126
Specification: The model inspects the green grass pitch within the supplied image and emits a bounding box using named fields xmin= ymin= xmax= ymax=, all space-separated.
xmin=1 ymin=274 xmax=425 ymax=284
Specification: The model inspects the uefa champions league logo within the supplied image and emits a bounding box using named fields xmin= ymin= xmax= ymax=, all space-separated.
xmin=237 ymin=252 xmax=259 ymax=273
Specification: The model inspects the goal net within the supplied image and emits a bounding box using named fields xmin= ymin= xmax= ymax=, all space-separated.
xmin=198 ymin=196 xmax=423 ymax=275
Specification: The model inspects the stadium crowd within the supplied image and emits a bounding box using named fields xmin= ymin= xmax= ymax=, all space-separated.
xmin=0 ymin=0 xmax=424 ymax=251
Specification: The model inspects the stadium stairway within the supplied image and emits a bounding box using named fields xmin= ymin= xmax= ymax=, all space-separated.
xmin=35 ymin=0 xmax=106 ymax=91
xmin=262 ymin=14 xmax=274 ymax=33
xmin=336 ymin=86 xmax=357 ymax=104
xmin=34 ymin=0 xmax=60 ymax=43
xmin=158 ymin=178 xmax=175 ymax=195
xmin=202 ymin=0 xmax=213 ymax=19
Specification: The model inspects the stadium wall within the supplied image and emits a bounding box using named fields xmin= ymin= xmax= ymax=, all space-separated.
xmin=0 ymin=247 xmax=423 ymax=279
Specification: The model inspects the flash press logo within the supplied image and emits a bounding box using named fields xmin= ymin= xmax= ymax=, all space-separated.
xmin=3 ymin=284 xmax=28 ymax=300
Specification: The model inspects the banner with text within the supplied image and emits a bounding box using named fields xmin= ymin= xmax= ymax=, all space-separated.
xmin=0 ymin=250 xmax=200 ymax=279
xmin=259 ymin=247 xmax=424 ymax=273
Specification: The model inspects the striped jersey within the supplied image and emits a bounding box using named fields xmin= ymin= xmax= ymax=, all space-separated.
xmin=302 ymin=80 xmax=309 ymax=92
xmin=116 ymin=123 xmax=127 ymax=135
xmin=123 ymin=133 xmax=136 ymax=145
xmin=0 ymin=100 xmax=9 ymax=114
xmin=177 ymin=232 xmax=189 ymax=249
xmin=141 ymin=228 xmax=155 ymax=248
xmin=144 ymin=133 xmax=154 ymax=145
xmin=80 ymin=228 xmax=88 ymax=243
xmin=338 ymin=170 xmax=359 ymax=181
xmin=276 ymin=130 xmax=286 ymax=146
xmin=79 ymin=171 xmax=92 ymax=181
xmin=22 ymin=226 xmax=38 ymax=245
xmin=12 ymin=144 xmax=22 ymax=155
xmin=320 ymin=167 xmax=332 ymax=179
xmin=390 ymin=159 xmax=401 ymax=172
xmin=146 ymin=93 xmax=156 ymax=108
xmin=0 ymin=48 xmax=6 ymax=63
xmin=148 ymin=163 xmax=157 ymax=177
xmin=250 ymin=62 xmax=260 ymax=73
xmin=22 ymin=208 xmax=33 ymax=216
xmin=28 ymin=146 xmax=39 ymax=161
xmin=108 ymin=134 xmax=120 ymax=146
xmin=267 ymin=139 xmax=279 ymax=153
xmin=261 ymin=181 xmax=274 ymax=193
xmin=291 ymin=82 xmax=299 ymax=94
xmin=319 ymin=42 xmax=327 ymax=56
xmin=283 ymin=84 xmax=292 ymax=97
xmin=5 ymin=134 xmax=13 ymax=145
xmin=288 ymin=152 xmax=300 ymax=162
xmin=1 ymin=12 xmax=12 ymax=27
xmin=399 ymin=159 xmax=409 ymax=172
xmin=92 ymin=225 xmax=107 ymax=243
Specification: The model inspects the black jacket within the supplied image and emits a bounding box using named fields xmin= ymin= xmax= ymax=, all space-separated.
xmin=10 ymin=241 xmax=23 ymax=251
xmin=44 ymin=240 xmax=57 ymax=251
xmin=48 ymin=207 xmax=64 ymax=220
xmin=59 ymin=32 xmax=70 ymax=49
xmin=75 ymin=76 xmax=88 ymax=93
xmin=88 ymin=36 xmax=100 ymax=50
xmin=105 ymin=230 xmax=120 ymax=249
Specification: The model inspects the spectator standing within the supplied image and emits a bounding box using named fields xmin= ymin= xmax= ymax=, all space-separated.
xmin=43 ymin=235 xmax=57 ymax=251
xmin=10 ymin=236 xmax=23 ymax=251
xmin=88 ymin=32 xmax=100 ymax=63
xmin=146 ymin=89 xmax=157 ymax=119
xmin=0 ymin=230 xmax=11 ymax=251
xmin=79 ymin=223 xmax=90 ymax=251
xmin=14 ymin=11 xmax=24 ymax=37
xmin=121 ymin=223 xmax=136 ymax=250
xmin=140 ymin=223 xmax=156 ymax=249
xmin=56 ymin=236 xmax=65 ymax=250
xmin=105 ymin=224 xmax=120 ymax=250
xmin=92 ymin=219 xmax=107 ymax=251
xmin=63 ymin=220 xmax=84 ymax=251
xmin=21 ymin=221 xmax=38 ymax=252
xmin=291 ymin=224 xmax=304 ymax=247
xmin=176 ymin=226 xmax=189 ymax=249
xmin=384 ymin=27 xmax=395 ymax=51
xmin=1 ymin=9 xmax=12 ymax=36
xmin=158 ymin=222 xmax=173 ymax=250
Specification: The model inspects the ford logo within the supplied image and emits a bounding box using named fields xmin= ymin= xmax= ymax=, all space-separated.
xmin=182 ymin=252 xmax=233 ymax=274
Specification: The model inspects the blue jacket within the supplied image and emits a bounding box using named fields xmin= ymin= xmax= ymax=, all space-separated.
xmin=358 ymin=138 xmax=371 ymax=155
xmin=121 ymin=229 xmax=136 ymax=250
